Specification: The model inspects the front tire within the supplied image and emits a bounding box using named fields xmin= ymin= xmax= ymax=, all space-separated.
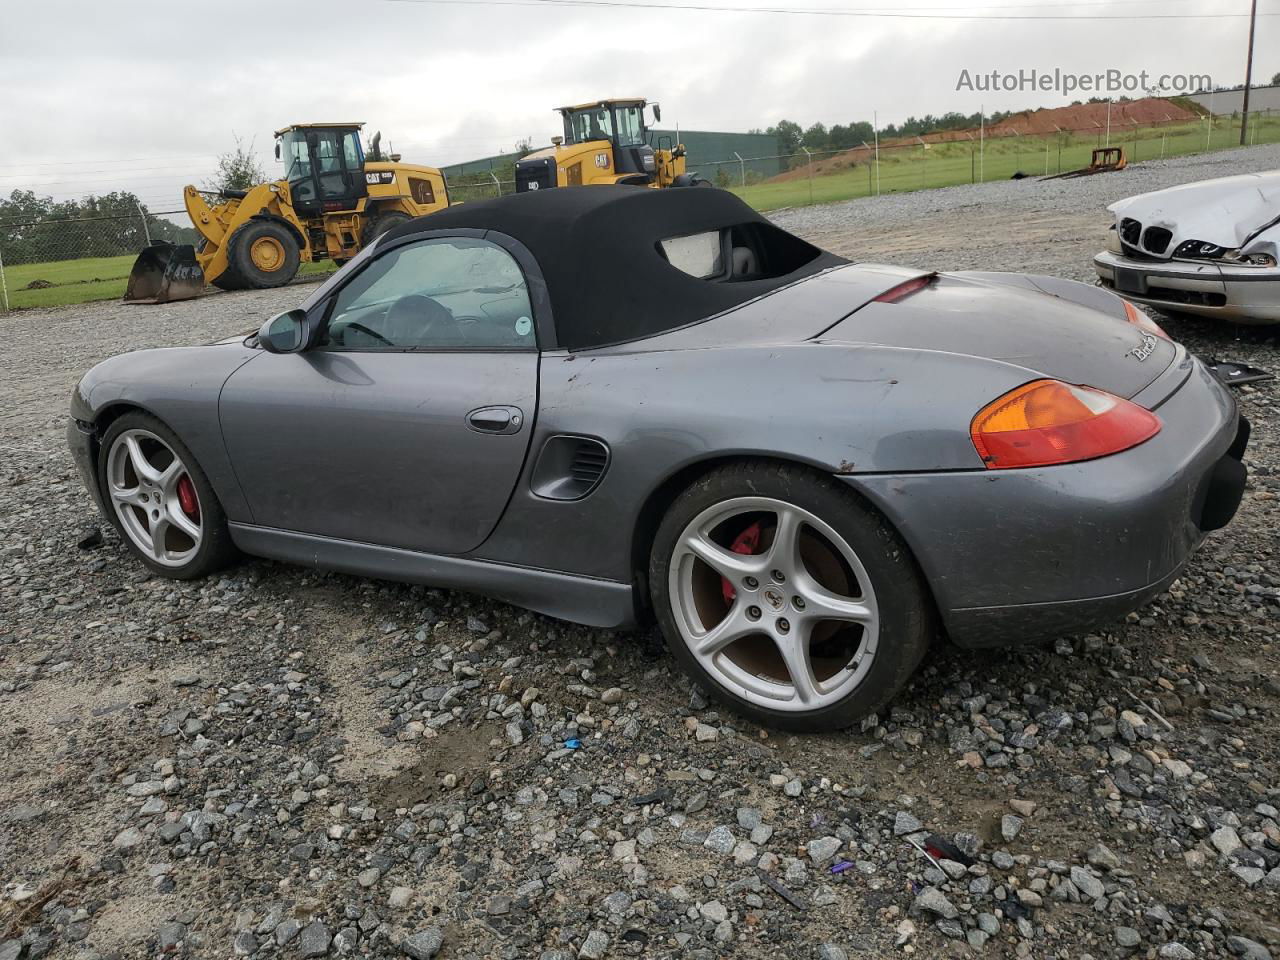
xmin=649 ymin=462 xmax=932 ymax=731
xmin=228 ymin=220 xmax=300 ymax=289
xmin=98 ymin=412 xmax=238 ymax=580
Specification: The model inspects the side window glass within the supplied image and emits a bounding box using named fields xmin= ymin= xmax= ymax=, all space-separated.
xmin=322 ymin=238 xmax=536 ymax=350
xmin=342 ymin=132 xmax=362 ymax=171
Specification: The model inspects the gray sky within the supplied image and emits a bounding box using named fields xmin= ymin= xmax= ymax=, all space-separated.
xmin=0 ymin=0 xmax=1272 ymax=216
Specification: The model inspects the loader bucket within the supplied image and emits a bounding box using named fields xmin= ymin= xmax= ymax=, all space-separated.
xmin=123 ymin=243 xmax=206 ymax=304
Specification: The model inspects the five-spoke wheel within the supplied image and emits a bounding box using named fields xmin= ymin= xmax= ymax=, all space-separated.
xmin=651 ymin=463 xmax=931 ymax=730
xmin=106 ymin=428 xmax=203 ymax=567
xmin=671 ymin=497 xmax=881 ymax=711
xmin=97 ymin=412 xmax=236 ymax=579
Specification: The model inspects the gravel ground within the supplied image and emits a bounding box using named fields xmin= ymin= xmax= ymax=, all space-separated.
xmin=2 ymin=146 xmax=1278 ymax=960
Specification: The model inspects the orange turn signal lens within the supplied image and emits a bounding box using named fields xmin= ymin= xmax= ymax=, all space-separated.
xmin=1123 ymin=300 xmax=1171 ymax=340
xmin=971 ymin=379 xmax=1160 ymax=469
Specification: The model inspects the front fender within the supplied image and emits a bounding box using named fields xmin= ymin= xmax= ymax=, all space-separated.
xmin=73 ymin=343 xmax=258 ymax=522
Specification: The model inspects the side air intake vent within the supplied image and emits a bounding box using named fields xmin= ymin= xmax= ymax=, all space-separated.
xmin=531 ymin=436 xmax=611 ymax=501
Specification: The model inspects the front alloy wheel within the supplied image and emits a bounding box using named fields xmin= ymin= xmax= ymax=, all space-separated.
xmin=97 ymin=411 xmax=237 ymax=579
xmin=106 ymin=429 xmax=204 ymax=567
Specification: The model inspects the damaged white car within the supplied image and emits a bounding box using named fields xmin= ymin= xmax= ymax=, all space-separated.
xmin=1094 ymin=170 xmax=1280 ymax=324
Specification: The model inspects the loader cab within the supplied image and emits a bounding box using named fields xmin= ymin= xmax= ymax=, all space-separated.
xmin=559 ymin=100 xmax=660 ymax=181
xmin=275 ymin=123 xmax=369 ymax=217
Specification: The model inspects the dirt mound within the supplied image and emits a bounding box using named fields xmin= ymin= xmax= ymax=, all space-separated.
xmin=23 ymin=279 xmax=53 ymax=290
xmin=769 ymin=97 xmax=1199 ymax=183
xmin=987 ymin=97 xmax=1197 ymax=137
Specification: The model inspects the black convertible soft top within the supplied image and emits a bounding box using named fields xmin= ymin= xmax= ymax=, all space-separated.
xmin=384 ymin=185 xmax=846 ymax=351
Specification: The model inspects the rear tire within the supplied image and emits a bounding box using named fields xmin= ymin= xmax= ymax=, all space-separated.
xmin=228 ymin=220 xmax=301 ymax=289
xmin=363 ymin=210 xmax=411 ymax=246
xmin=649 ymin=461 xmax=932 ymax=731
xmin=97 ymin=411 xmax=239 ymax=580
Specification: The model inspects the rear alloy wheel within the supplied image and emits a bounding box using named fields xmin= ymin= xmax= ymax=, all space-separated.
xmin=98 ymin=412 xmax=237 ymax=579
xmin=228 ymin=220 xmax=301 ymax=289
xmin=651 ymin=463 xmax=931 ymax=730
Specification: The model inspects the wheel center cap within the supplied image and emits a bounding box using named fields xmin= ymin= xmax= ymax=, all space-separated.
xmin=762 ymin=587 xmax=785 ymax=611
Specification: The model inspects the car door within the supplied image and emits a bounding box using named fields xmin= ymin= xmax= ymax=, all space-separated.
xmin=219 ymin=234 xmax=540 ymax=556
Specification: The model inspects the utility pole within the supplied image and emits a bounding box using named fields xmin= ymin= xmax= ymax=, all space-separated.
xmin=1240 ymin=0 xmax=1258 ymax=145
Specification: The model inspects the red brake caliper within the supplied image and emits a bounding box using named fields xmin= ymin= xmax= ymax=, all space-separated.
xmin=176 ymin=475 xmax=199 ymax=520
xmin=721 ymin=521 xmax=762 ymax=605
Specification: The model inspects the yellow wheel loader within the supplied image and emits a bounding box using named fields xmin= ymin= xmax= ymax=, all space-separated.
xmin=514 ymin=99 xmax=711 ymax=193
xmin=125 ymin=123 xmax=449 ymax=304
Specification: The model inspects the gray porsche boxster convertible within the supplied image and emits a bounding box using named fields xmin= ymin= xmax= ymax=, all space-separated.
xmin=68 ymin=186 xmax=1249 ymax=730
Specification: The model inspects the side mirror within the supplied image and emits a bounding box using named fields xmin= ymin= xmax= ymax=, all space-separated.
xmin=652 ymin=103 xmax=662 ymax=123
xmin=274 ymin=142 xmax=281 ymax=161
xmin=258 ymin=309 xmax=308 ymax=353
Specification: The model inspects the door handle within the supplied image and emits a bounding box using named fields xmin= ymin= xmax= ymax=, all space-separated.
xmin=466 ymin=405 xmax=524 ymax=435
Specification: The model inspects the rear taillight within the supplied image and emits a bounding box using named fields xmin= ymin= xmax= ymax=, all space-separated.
xmin=971 ymin=379 xmax=1160 ymax=469
xmin=1123 ymin=300 xmax=1170 ymax=340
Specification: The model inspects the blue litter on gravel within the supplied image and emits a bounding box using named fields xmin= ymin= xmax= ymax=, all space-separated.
xmin=565 ymin=738 xmax=582 ymax=750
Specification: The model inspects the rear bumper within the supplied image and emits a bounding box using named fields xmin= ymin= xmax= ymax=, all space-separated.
xmin=1093 ymin=249 xmax=1280 ymax=324
xmin=842 ymin=356 xmax=1248 ymax=648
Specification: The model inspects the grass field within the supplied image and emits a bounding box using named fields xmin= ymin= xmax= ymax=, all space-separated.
xmin=3 ymin=114 xmax=1277 ymax=311
xmin=0 ymin=253 xmax=335 ymax=310
xmin=731 ymin=115 xmax=1280 ymax=212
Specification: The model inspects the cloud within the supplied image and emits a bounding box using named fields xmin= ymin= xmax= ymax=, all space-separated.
xmin=0 ymin=0 xmax=1269 ymax=212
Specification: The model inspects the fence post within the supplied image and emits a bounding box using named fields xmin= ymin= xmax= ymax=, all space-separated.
xmin=0 ymin=241 xmax=8 ymax=312
xmin=489 ymin=172 xmax=501 ymax=197
xmin=1161 ymin=131 xmax=1167 ymax=157
xmin=872 ymin=111 xmax=880 ymax=196
xmin=979 ymin=106 xmax=985 ymax=183
xmin=136 ymin=202 xmax=152 ymax=247
xmin=801 ymin=147 xmax=814 ymax=205
xmin=733 ymin=152 xmax=745 ymax=188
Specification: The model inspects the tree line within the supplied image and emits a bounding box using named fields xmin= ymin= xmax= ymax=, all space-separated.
xmin=752 ymin=110 xmax=1017 ymax=158
xmin=0 ymin=190 xmax=197 ymax=265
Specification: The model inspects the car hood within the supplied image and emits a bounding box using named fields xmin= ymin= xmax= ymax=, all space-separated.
xmin=624 ymin=265 xmax=1173 ymax=400
xmin=1107 ymin=170 xmax=1280 ymax=251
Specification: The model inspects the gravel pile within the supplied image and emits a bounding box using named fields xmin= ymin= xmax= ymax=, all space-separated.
xmin=1 ymin=146 xmax=1277 ymax=959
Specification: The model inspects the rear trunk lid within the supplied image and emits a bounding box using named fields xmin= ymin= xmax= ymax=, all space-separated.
xmin=818 ymin=268 xmax=1175 ymax=399
xmin=614 ymin=263 xmax=1173 ymax=400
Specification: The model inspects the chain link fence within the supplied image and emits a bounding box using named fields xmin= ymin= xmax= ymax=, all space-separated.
xmin=3 ymin=110 xmax=1276 ymax=312
xmin=0 ymin=207 xmax=188 ymax=311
